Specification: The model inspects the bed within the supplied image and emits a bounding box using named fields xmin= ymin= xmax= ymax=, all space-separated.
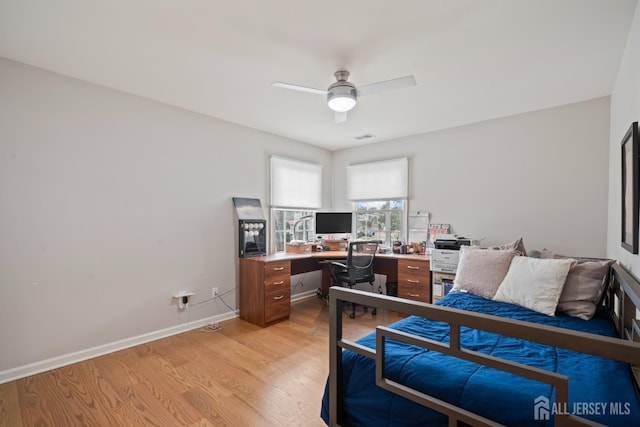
xmin=320 ymin=259 xmax=640 ymax=427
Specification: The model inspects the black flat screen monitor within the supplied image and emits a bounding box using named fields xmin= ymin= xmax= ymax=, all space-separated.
xmin=315 ymin=212 xmax=352 ymax=234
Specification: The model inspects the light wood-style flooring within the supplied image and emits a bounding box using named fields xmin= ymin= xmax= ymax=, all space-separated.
xmin=0 ymin=297 xmax=402 ymax=427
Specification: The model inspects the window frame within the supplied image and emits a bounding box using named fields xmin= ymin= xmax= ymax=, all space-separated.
xmin=352 ymin=199 xmax=407 ymax=248
xmin=269 ymin=156 xmax=322 ymax=253
xmin=271 ymin=208 xmax=317 ymax=253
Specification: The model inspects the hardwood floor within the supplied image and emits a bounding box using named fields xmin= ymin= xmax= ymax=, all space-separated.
xmin=0 ymin=297 xmax=403 ymax=427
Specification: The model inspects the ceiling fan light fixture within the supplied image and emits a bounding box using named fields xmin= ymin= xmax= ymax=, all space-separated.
xmin=273 ymin=69 xmax=416 ymax=123
xmin=327 ymin=83 xmax=357 ymax=112
xmin=327 ymin=94 xmax=356 ymax=112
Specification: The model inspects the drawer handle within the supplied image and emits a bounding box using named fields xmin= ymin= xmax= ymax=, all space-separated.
xmin=273 ymin=267 xmax=285 ymax=271
xmin=407 ymin=292 xmax=420 ymax=297
xmin=273 ymin=295 xmax=285 ymax=300
xmin=273 ymin=280 xmax=284 ymax=285
xmin=407 ymin=279 xmax=420 ymax=283
xmin=407 ymin=265 xmax=420 ymax=270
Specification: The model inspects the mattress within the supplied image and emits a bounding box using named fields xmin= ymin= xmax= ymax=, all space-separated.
xmin=321 ymin=291 xmax=640 ymax=426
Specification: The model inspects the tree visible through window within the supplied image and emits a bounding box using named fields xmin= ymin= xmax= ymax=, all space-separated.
xmin=353 ymin=200 xmax=405 ymax=247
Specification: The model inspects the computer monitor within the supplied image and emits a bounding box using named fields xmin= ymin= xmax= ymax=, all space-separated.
xmin=315 ymin=212 xmax=353 ymax=234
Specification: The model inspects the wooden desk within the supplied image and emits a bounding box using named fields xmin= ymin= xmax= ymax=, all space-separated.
xmin=239 ymin=252 xmax=431 ymax=327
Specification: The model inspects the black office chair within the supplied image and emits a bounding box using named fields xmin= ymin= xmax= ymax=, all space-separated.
xmin=329 ymin=241 xmax=379 ymax=319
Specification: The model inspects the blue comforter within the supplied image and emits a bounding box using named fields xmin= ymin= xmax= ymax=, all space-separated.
xmin=321 ymin=292 xmax=640 ymax=426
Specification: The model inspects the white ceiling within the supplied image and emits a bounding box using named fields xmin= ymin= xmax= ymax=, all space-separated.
xmin=0 ymin=0 xmax=637 ymax=151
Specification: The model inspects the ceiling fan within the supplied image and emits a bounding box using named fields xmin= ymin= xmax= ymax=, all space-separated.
xmin=272 ymin=70 xmax=417 ymax=123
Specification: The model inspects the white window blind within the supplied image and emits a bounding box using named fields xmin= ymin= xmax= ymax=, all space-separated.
xmin=270 ymin=156 xmax=322 ymax=209
xmin=346 ymin=157 xmax=408 ymax=201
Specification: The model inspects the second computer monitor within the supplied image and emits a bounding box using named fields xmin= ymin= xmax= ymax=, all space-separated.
xmin=315 ymin=212 xmax=352 ymax=235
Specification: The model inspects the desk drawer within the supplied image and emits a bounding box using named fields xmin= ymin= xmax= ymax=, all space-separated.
xmin=263 ymin=260 xmax=291 ymax=279
xmin=265 ymin=288 xmax=290 ymax=324
xmin=265 ymin=274 xmax=290 ymax=293
xmin=398 ymin=273 xmax=428 ymax=287
xmin=398 ymin=258 xmax=429 ymax=275
xmin=397 ymin=281 xmax=429 ymax=303
xmin=398 ymin=258 xmax=430 ymax=303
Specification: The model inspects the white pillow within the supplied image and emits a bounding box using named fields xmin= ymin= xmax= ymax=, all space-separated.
xmin=493 ymin=256 xmax=572 ymax=316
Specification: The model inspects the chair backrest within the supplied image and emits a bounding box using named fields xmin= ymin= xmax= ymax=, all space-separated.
xmin=345 ymin=241 xmax=378 ymax=283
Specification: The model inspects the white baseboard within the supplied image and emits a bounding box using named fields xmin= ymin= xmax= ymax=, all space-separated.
xmin=0 ymin=309 xmax=238 ymax=384
xmin=291 ymin=288 xmax=320 ymax=302
xmin=0 ymin=291 xmax=321 ymax=384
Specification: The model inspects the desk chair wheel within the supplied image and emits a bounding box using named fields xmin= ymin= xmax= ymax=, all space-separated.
xmin=361 ymin=306 xmax=377 ymax=315
xmin=345 ymin=302 xmax=376 ymax=318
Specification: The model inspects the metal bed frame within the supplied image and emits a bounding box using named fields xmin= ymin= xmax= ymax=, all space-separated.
xmin=328 ymin=263 xmax=640 ymax=427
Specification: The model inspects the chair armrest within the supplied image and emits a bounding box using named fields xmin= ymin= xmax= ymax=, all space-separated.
xmin=329 ymin=261 xmax=348 ymax=269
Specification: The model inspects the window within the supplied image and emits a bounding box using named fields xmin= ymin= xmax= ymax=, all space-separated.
xmin=347 ymin=158 xmax=408 ymax=247
xmin=270 ymin=156 xmax=322 ymax=252
xmin=271 ymin=209 xmax=316 ymax=252
xmin=271 ymin=156 xmax=322 ymax=209
xmin=354 ymin=200 xmax=405 ymax=246
xmin=346 ymin=158 xmax=408 ymax=201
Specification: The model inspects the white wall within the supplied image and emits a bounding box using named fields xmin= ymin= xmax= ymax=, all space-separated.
xmin=333 ymin=97 xmax=611 ymax=257
xmin=607 ymin=4 xmax=640 ymax=273
xmin=0 ymin=58 xmax=331 ymax=378
xmin=0 ymin=54 xmax=617 ymax=380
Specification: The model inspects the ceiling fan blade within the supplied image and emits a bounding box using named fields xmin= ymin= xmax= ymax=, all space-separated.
xmin=271 ymin=81 xmax=327 ymax=95
xmin=357 ymin=75 xmax=417 ymax=97
xmin=334 ymin=111 xmax=347 ymax=124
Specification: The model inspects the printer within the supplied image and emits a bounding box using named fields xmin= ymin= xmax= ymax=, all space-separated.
xmin=431 ymin=234 xmax=480 ymax=301
xmin=431 ymin=234 xmax=479 ymax=274
xmin=434 ymin=234 xmax=477 ymax=250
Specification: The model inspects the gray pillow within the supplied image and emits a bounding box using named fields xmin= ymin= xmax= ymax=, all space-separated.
xmin=452 ymin=246 xmax=517 ymax=299
xmin=480 ymin=237 xmax=527 ymax=256
xmin=540 ymin=248 xmax=615 ymax=320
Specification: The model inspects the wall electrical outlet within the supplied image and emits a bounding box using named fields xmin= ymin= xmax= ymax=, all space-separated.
xmin=212 ymin=287 xmax=219 ymax=298
xmin=172 ymin=291 xmax=195 ymax=310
